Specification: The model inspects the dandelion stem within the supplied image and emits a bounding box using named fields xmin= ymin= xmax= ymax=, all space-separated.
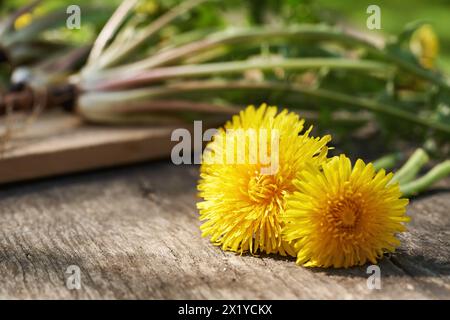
xmin=392 ymin=148 xmax=429 ymax=184
xmin=90 ymin=58 xmax=393 ymax=90
xmin=87 ymin=0 xmax=138 ymax=64
xmin=79 ymin=80 xmax=450 ymax=134
xmin=373 ymin=152 xmax=403 ymax=171
xmin=96 ymin=25 xmax=450 ymax=90
xmin=97 ymin=0 xmax=209 ymax=69
xmin=400 ymin=160 xmax=450 ymax=197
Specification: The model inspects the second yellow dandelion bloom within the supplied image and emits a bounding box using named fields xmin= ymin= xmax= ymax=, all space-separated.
xmin=283 ymin=154 xmax=410 ymax=268
xmin=197 ymin=104 xmax=331 ymax=256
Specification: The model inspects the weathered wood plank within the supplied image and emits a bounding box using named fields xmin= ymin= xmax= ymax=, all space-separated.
xmin=0 ymin=162 xmax=449 ymax=299
xmin=0 ymin=111 xmax=185 ymax=184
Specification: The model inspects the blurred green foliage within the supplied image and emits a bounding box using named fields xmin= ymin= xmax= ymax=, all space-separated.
xmin=315 ymin=0 xmax=450 ymax=72
xmin=3 ymin=0 xmax=448 ymax=70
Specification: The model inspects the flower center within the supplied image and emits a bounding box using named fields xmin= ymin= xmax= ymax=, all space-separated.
xmin=327 ymin=193 xmax=363 ymax=230
xmin=340 ymin=208 xmax=357 ymax=227
xmin=248 ymin=174 xmax=279 ymax=203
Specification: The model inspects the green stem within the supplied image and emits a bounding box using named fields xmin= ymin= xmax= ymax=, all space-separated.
xmin=89 ymin=58 xmax=393 ymax=90
xmin=400 ymin=160 xmax=450 ymax=197
xmin=89 ymin=25 xmax=450 ymax=90
xmin=87 ymin=0 xmax=138 ymax=64
xmin=79 ymin=80 xmax=450 ymax=134
xmin=373 ymin=152 xmax=403 ymax=171
xmin=391 ymin=148 xmax=429 ymax=184
xmin=97 ymin=0 xmax=209 ymax=69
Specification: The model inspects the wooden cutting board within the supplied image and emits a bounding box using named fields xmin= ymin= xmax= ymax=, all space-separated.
xmin=0 ymin=111 xmax=192 ymax=184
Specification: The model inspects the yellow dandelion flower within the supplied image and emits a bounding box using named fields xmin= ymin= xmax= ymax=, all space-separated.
xmin=14 ymin=13 xmax=33 ymax=30
xmin=410 ymin=24 xmax=439 ymax=69
xmin=197 ymin=103 xmax=331 ymax=256
xmin=283 ymin=154 xmax=410 ymax=268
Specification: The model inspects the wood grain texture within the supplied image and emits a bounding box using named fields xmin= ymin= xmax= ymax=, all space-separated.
xmin=0 ymin=111 xmax=185 ymax=184
xmin=0 ymin=161 xmax=449 ymax=299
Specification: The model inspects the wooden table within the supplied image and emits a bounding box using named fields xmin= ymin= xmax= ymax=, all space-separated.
xmin=0 ymin=160 xmax=449 ymax=299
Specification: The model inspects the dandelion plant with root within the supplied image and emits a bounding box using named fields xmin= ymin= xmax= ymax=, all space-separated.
xmin=75 ymin=1 xmax=450 ymax=143
xmin=0 ymin=0 xmax=449 ymax=195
